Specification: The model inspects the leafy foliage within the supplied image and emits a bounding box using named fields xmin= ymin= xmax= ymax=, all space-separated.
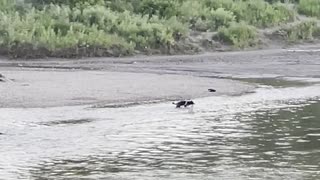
xmin=216 ymin=22 xmax=257 ymax=48
xmin=0 ymin=0 xmax=318 ymax=58
xmin=282 ymin=20 xmax=318 ymax=42
xmin=298 ymin=0 xmax=320 ymax=18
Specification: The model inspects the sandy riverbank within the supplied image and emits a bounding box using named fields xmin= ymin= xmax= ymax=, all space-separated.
xmin=0 ymin=69 xmax=254 ymax=108
xmin=1 ymin=45 xmax=320 ymax=108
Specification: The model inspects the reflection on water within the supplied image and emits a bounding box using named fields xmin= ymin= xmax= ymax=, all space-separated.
xmin=235 ymin=77 xmax=312 ymax=88
xmin=0 ymin=85 xmax=320 ymax=180
xmin=38 ymin=118 xmax=95 ymax=126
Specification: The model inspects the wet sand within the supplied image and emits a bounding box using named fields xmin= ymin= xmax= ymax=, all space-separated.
xmin=1 ymin=45 xmax=320 ymax=108
xmin=0 ymin=69 xmax=253 ymax=108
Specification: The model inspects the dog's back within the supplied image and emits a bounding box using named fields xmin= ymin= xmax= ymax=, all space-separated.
xmin=173 ymin=100 xmax=194 ymax=108
xmin=173 ymin=101 xmax=186 ymax=108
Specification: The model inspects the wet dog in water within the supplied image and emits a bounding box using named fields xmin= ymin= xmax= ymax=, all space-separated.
xmin=173 ymin=100 xmax=195 ymax=108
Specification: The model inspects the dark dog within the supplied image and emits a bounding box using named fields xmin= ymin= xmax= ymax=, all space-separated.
xmin=208 ymin=89 xmax=216 ymax=92
xmin=173 ymin=100 xmax=195 ymax=108
xmin=0 ymin=74 xmax=5 ymax=82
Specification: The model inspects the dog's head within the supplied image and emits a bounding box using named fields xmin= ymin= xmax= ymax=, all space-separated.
xmin=187 ymin=101 xmax=195 ymax=105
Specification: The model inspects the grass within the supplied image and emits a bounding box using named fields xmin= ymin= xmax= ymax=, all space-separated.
xmin=0 ymin=0 xmax=319 ymax=58
xmin=0 ymin=5 xmax=135 ymax=58
xmin=216 ymin=22 xmax=257 ymax=48
xmin=281 ymin=20 xmax=319 ymax=42
xmin=298 ymin=0 xmax=320 ymax=18
xmin=0 ymin=2 xmax=188 ymax=58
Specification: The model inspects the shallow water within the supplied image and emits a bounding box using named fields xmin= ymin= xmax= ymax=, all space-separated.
xmin=1 ymin=82 xmax=320 ymax=180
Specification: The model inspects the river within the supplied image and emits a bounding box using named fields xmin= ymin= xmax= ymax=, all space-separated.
xmin=1 ymin=77 xmax=320 ymax=179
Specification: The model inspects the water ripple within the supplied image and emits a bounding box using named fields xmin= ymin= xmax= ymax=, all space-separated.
xmin=0 ymin=85 xmax=320 ymax=180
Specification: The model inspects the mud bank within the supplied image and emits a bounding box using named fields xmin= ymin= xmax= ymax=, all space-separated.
xmin=0 ymin=69 xmax=254 ymax=108
xmin=1 ymin=45 xmax=320 ymax=108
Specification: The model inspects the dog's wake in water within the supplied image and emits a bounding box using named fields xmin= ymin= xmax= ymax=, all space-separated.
xmin=172 ymin=89 xmax=215 ymax=113
xmin=187 ymin=104 xmax=194 ymax=113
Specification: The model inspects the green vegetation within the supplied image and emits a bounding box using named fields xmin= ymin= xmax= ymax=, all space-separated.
xmin=216 ymin=22 xmax=257 ymax=48
xmin=280 ymin=20 xmax=320 ymax=42
xmin=298 ymin=0 xmax=320 ymax=18
xmin=0 ymin=0 xmax=319 ymax=58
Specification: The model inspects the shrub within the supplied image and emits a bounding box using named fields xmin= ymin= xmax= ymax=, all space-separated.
xmin=0 ymin=0 xmax=15 ymax=11
xmin=273 ymin=3 xmax=296 ymax=22
xmin=282 ymin=20 xmax=318 ymax=42
xmin=105 ymin=0 xmax=135 ymax=12
xmin=0 ymin=3 xmax=189 ymax=58
xmin=216 ymin=22 xmax=257 ymax=48
xmin=134 ymin=0 xmax=180 ymax=19
xmin=231 ymin=0 xmax=295 ymax=27
xmin=27 ymin=0 xmax=105 ymax=9
xmin=0 ymin=0 xmax=314 ymax=58
xmin=0 ymin=6 xmax=134 ymax=58
xmin=179 ymin=0 xmax=208 ymax=22
xmin=179 ymin=1 xmax=235 ymax=31
xmin=204 ymin=0 xmax=234 ymax=10
xmin=74 ymin=5 xmax=188 ymax=49
xmin=298 ymin=0 xmax=320 ymax=18
xmin=206 ymin=8 xmax=235 ymax=30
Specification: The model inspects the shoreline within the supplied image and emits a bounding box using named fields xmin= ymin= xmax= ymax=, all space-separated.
xmin=0 ymin=42 xmax=319 ymax=64
xmin=0 ymin=69 xmax=255 ymax=108
xmin=1 ymin=44 xmax=320 ymax=108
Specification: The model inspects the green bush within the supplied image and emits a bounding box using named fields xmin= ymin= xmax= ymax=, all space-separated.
xmin=179 ymin=0 xmax=207 ymax=22
xmin=282 ymin=20 xmax=318 ymax=42
xmin=0 ymin=2 xmax=189 ymax=58
xmin=265 ymin=0 xmax=299 ymax=3
xmin=206 ymin=8 xmax=235 ymax=30
xmin=216 ymin=22 xmax=257 ymax=48
xmin=198 ymin=0 xmax=296 ymax=28
xmin=204 ymin=0 xmax=234 ymax=10
xmin=105 ymin=0 xmax=135 ymax=12
xmin=179 ymin=1 xmax=235 ymax=31
xmin=298 ymin=0 xmax=320 ymax=18
xmin=273 ymin=3 xmax=296 ymax=22
xmin=0 ymin=0 xmax=316 ymax=58
xmin=27 ymin=0 xmax=105 ymax=9
xmin=0 ymin=6 xmax=134 ymax=58
xmin=231 ymin=0 xmax=295 ymax=27
xmin=134 ymin=0 xmax=180 ymax=19
xmin=75 ymin=5 xmax=188 ymax=49
xmin=0 ymin=0 xmax=14 ymax=11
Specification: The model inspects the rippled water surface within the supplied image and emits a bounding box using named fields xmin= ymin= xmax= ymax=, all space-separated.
xmin=1 ymin=84 xmax=320 ymax=180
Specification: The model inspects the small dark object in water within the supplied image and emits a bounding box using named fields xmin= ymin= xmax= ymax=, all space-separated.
xmin=173 ymin=100 xmax=195 ymax=108
xmin=0 ymin=133 xmax=3 ymax=135
xmin=208 ymin=89 xmax=216 ymax=92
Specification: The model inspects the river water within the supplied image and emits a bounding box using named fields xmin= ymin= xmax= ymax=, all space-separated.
xmin=1 ymin=78 xmax=320 ymax=180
